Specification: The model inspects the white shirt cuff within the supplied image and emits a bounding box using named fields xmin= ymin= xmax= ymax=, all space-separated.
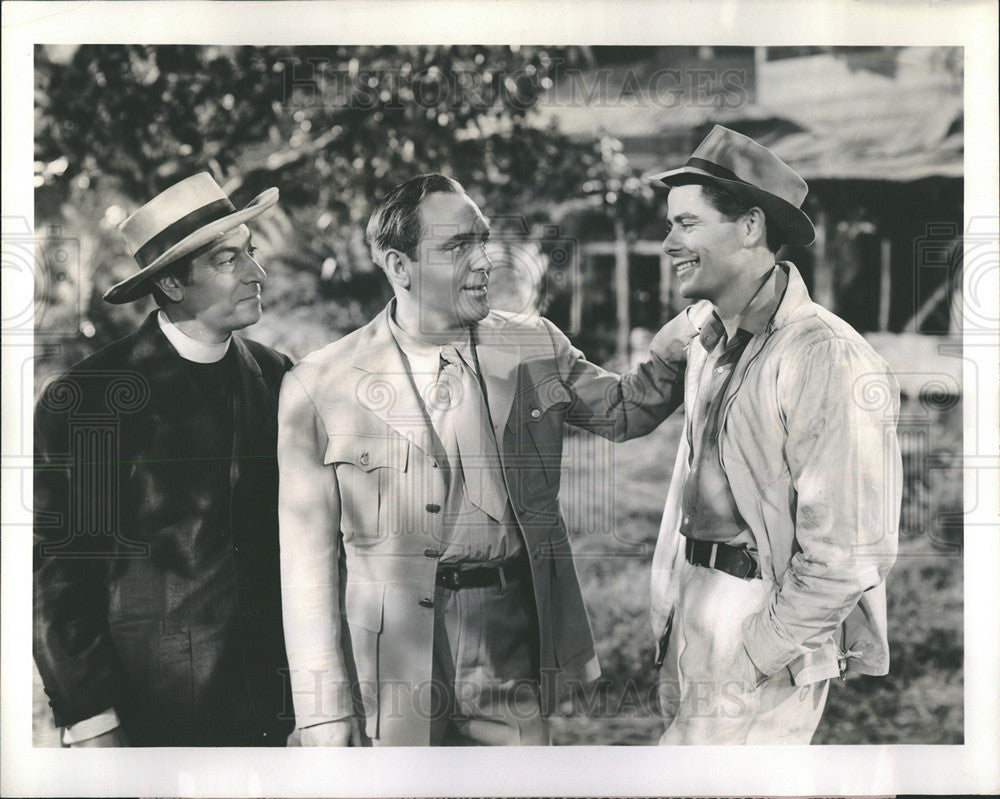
xmin=61 ymin=708 xmax=121 ymax=745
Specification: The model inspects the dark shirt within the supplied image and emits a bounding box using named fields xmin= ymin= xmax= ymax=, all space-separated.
xmin=181 ymin=347 xmax=237 ymax=500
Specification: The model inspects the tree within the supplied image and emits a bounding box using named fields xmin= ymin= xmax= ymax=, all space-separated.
xmin=34 ymin=45 xmax=623 ymax=364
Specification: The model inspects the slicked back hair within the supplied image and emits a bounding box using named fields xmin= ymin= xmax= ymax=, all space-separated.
xmin=365 ymin=174 xmax=466 ymax=268
xmin=695 ymin=181 xmax=784 ymax=254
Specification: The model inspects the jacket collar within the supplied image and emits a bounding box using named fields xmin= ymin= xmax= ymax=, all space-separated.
xmin=769 ymin=261 xmax=814 ymax=329
xmin=690 ymin=260 xmax=814 ymax=348
xmin=698 ymin=264 xmax=788 ymax=351
xmin=687 ymin=261 xmax=816 ymax=439
xmin=351 ymin=302 xmax=523 ymax=450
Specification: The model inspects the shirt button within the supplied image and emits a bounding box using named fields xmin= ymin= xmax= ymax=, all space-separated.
xmin=359 ymin=452 xmax=371 ymax=466
xmin=716 ymin=366 xmax=726 ymax=374
xmin=531 ymin=409 xmax=541 ymax=419
xmin=424 ymin=548 xmax=440 ymax=559
xmin=419 ymin=597 xmax=434 ymax=608
xmin=425 ymin=503 xmax=441 ymax=514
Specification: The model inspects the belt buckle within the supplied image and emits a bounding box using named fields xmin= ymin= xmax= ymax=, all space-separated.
xmin=736 ymin=547 xmax=757 ymax=580
xmin=439 ymin=567 xmax=462 ymax=590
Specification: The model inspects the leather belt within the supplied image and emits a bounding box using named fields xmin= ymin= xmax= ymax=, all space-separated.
xmin=684 ymin=536 xmax=761 ymax=580
xmin=436 ymin=552 xmax=527 ymax=591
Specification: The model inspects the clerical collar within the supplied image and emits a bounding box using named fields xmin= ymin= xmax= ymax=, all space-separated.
xmin=157 ymin=310 xmax=232 ymax=363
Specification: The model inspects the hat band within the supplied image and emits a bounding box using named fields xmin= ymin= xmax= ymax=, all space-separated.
xmin=685 ymin=157 xmax=748 ymax=186
xmin=133 ymin=197 xmax=236 ymax=269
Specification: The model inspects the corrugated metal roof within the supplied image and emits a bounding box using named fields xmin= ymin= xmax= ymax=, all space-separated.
xmin=535 ymin=47 xmax=963 ymax=182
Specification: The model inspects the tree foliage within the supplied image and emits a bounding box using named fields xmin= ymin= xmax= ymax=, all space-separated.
xmin=35 ymin=45 xmax=639 ymax=362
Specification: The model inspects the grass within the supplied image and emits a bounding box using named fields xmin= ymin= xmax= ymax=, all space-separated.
xmin=550 ymin=402 xmax=963 ymax=745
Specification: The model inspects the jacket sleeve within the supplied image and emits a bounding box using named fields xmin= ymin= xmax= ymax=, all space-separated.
xmin=743 ymin=336 xmax=902 ymax=676
xmin=32 ymin=381 xmax=124 ymax=728
xmin=540 ymin=308 xmax=697 ymax=441
xmin=277 ymin=369 xmax=354 ymax=726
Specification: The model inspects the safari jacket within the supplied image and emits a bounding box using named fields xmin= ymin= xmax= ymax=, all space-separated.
xmin=651 ymin=262 xmax=901 ymax=684
xmin=278 ymin=303 xmax=695 ymax=745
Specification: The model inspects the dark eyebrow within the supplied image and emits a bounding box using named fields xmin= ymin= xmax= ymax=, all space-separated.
xmin=443 ymin=226 xmax=490 ymax=248
xmin=210 ymin=246 xmax=241 ymax=259
xmin=210 ymin=232 xmax=253 ymax=258
xmin=669 ymin=212 xmax=700 ymax=224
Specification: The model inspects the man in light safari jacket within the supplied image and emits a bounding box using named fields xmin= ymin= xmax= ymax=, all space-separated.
xmin=649 ymin=126 xmax=902 ymax=744
xmin=278 ymin=174 xmax=698 ymax=747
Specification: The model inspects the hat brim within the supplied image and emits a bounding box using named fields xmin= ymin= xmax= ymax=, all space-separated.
xmin=103 ymin=186 xmax=279 ymax=304
xmin=650 ymin=166 xmax=815 ymax=247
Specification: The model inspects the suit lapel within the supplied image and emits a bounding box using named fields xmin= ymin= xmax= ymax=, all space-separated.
xmin=470 ymin=316 xmax=522 ymax=436
xmin=350 ymin=306 xmax=437 ymax=460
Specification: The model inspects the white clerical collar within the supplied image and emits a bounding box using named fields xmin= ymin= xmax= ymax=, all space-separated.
xmin=157 ymin=310 xmax=232 ymax=363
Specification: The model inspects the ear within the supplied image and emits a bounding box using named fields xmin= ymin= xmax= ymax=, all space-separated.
xmin=383 ymin=249 xmax=412 ymax=290
xmin=742 ymin=207 xmax=768 ymax=248
xmin=153 ymin=272 xmax=185 ymax=302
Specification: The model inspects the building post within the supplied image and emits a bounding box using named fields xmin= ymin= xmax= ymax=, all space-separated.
xmin=570 ymin=244 xmax=583 ymax=336
xmin=659 ymin=251 xmax=674 ymax=321
xmin=879 ymin=237 xmax=892 ymax=331
xmin=812 ymin=206 xmax=835 ymax=311
xmin=613 ymin=218 xmax=630 ymax=361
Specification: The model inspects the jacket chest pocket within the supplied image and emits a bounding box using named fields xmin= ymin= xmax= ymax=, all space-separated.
xmin=326 ymin=433 xmax=410 ymax=545
xmin=517 ymin=391 xmax=565 ymax=490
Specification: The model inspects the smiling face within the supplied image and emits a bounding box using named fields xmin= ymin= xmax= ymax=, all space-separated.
xmin=662 ymin=184 xmax=747 ymax=305
xmin=408 ymin=191 xmax=492 ymax=332
xmin=166 ymin=224 xmax=267 ymax=341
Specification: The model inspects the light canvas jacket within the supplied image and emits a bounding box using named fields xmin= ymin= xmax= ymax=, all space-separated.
xmin=651 ymin=262 xmax=902 ymax=684
xmin=279 ymin=303 xmax=696 ymax=745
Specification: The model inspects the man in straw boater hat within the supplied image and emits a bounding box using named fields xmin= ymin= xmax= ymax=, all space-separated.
xmin=34 ymin=173 xmax=295 ymax=746
xmin=647 ymin=126 xmax=903 ymax=744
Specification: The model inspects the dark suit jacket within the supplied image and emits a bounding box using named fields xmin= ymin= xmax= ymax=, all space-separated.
xmin=33 ymin=311 xmax=295 ymax=746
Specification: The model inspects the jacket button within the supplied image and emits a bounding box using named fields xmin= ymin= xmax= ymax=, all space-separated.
xmin=419 ymin=597 xmax=434 ymax=608
xmin=424 ymin=548 xmax=440 ymax=559
xmin=530 ymin=408 xmax=541 ymax=419
xmin=359 ymin=452 xmax=370 ymax=466
xmin=425 ymin=503 xmax=441 ymax=513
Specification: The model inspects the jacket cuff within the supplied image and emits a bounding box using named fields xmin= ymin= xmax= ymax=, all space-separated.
xmin=742 ymin=612 xmax=802 ymax=677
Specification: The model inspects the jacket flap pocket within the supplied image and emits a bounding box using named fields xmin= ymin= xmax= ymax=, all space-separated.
xmin=325 ymin=433 xmax=409 ymax=472
xmin=528 ymin=372 xmax=573 ymax=416
xmin=344 ymin=583 xmax=385 ymax=633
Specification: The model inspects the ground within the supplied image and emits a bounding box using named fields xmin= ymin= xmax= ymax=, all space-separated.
xmin=33 ymin=405 xmax=963 ymax=746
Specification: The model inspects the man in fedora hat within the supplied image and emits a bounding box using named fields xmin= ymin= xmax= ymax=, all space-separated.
xmin=648 ymin=126 xmax=902 ymax=744
xmin=33 ymin=173 xmax=295 ymax=746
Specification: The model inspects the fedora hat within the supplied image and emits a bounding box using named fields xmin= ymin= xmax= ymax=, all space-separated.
xmin=104 ymin=173 xmax=279 ymax=304
xmin=650 ymin=125 xmax=815 ymax=247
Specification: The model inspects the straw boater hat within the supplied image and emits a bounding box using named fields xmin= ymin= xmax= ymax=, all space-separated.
xmin=651 ymin=125 xmax=815 ymax=247
xmin=104 ymin=173 xmax=279 ymax=304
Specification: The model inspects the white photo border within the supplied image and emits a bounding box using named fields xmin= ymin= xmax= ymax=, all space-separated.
xmin=2 ymin=1 xmax=998 ymax=796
